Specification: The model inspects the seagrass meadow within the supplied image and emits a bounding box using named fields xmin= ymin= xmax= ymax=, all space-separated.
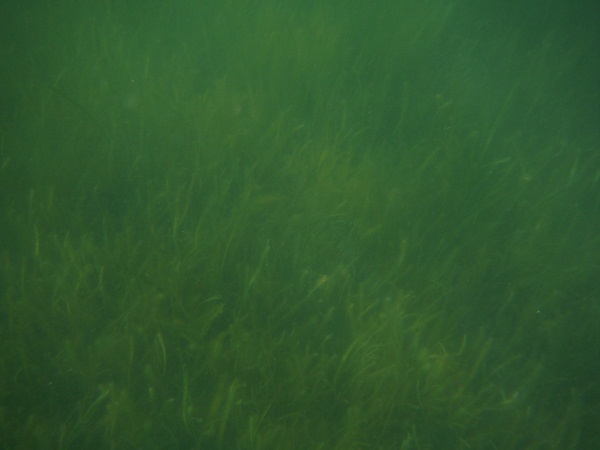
xmin=1 ymin=0 xmax=598 ymax=448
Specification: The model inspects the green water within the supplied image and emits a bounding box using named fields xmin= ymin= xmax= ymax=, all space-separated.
xmin=0 ymin=0 xmax=598 ymax=448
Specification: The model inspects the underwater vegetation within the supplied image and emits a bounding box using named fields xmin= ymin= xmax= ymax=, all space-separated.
xmin=0 ymin=0 xmax=598 ymax=448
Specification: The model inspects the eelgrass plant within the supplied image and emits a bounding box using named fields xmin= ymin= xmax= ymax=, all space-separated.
xmin=1 ymin=0 xmax=598 ymax=448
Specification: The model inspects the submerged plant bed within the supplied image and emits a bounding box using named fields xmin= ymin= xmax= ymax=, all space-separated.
xmin=1 ymin=0 xmax=598 ymax=449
